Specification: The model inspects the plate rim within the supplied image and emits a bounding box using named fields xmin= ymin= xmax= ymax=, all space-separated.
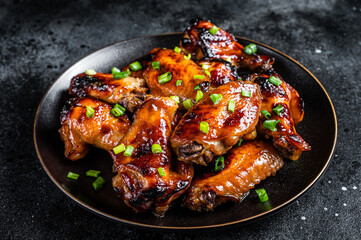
xmin=33 ymin=32 xmax=338 ymax=231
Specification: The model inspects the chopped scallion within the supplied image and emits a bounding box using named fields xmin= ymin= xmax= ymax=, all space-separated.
xmin=261 ymin=110 xmax=271 ymax=119
xmin=86 ymin=106 xmax=95 ymax=118
xmin=215 ymin=156 xmax=224 ymax=171
xmin=255 ymin=188 xmax=269 ymax=202
xmin=86 ymin=170 xmax=101 ymax=178
xmin=194 ymin=75 xmax=205 ymax=80
xmin=237 ymin=138 xmax=243 ymax=147
xmin=273 ymin=104 xmax=284 ymax=116
xmin=184 ymin=53 xmax=191 ymax=60
xmin=67 ymin=172 xmax=79 ymax=180
xmin=263 ymin=119 xmax=281 ymax=131
xmin=183 ymin=99 xmax=194 ymax=110
xmin=111 ymin=104 xmax=126 ymax=117
xmin=204 ymin=70 xmax=211 ymax=77
xmin=113 ymin=143 xmax=126 ymax=154
xmin=85 ymin=69 xmax=96 ymax=76
xmin=158 ymin=167 xmax=166 ymax=177
xmin=195 ymin=90 xmax=203 ymax=103
xmin=129 ymin=61 xmax=142 ymax=71
xmin=111 ymin=67 xmax=121 ymax=74
xmin=228 ymin=100 xmax=235 ymax=112
xmin=241 ymin=89 xmax=252 ymax=97
xmin=174 ymin=46 xmax=181 ymax=53
xmin=92 ymin=176 xmax=106 ymax=191
xmin=209 ymin=25 xmax=219 ymax=35
xmin=243 ymin=43 xmax=257 ymax=55
xmin=113 ymin=69 xmax=130 ymax=79
xmin=170 ymin=96 xmax=180 ymax=103
xmin=268 ymin=76 xmax=282 ymax=86
xmin=176 ymin=80 xmax=182 ymax=86
xmin=158 ymin=72 xmax=172 ymax=84
xmin=124 ymin=145 xmax=134 ymax=157
xmin=194 ymin=84 xmax=200 ymax=90
xmin=152 ymin=61 xmax=160 ymax=69
xmin=152 ymin=144 xmax=163 ymax=154
xmin=199 ymin=121 xmax=209 ymax=134
xmin=210 ymin=94 xmax=223 ymax=104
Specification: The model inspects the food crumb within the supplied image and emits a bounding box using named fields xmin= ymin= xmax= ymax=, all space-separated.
xmin=328 ymin=181 xmax=331 ymax=183
xmin=315 ymin=49 xmax=322 ymax=53
xmin=324 ymin=207 xmax=328 ymax=211
xmin=301 ymin=216 xmax=306 ymax=220
xmin=343 ymin=203 xmax=347 ymax=206
xmin=352 ymin=6 xmax=356 ymax=10
xmin=352 ymin=186 xmax=357 ymax=190
xmin=335 ymin=213 xmax=339 ymax=217
xmin=341 ymin=186 xmax=347 ymax=191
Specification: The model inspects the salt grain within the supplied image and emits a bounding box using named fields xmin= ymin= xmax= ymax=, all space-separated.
xmin=315 ymin=49 xmax=322 ymax=53
xmin=324 ymin=207 xmax=328 ymax=211
xmin=335 ymin=213 xmax=339 ymax=217
xmin=341 ymin=187 xmax=347 ymax=191
xmin=353 ymin=186 xmax=357 ymax=190
xmin=328 ymin=181 xmax=331 ymax=183
xmin=343 ymin=203 xmax=347 ymax=206
xmin=301 ymin=216 xmax=306 ymax=220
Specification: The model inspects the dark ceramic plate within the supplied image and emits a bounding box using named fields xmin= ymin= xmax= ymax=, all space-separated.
xmin=34 ymin=33 xmax=337 ymax=231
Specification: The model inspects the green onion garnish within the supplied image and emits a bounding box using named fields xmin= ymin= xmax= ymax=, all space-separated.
xmin=194 ymin=75 xmax=205 ymax=80
xmin=111 ymin=104 xmax=126 ymax=117
xmin=170 ymin=96 xmax=180 ymax=103
xmin=228 ymin=100 xmax=235 ymax=112
xmin=113 ymin=143 xmax=126 ymax=154
xmin=67 ymin=172 xmax=79 ymax=180
xmin=184 ymin=53 xmax=191 ymax=60
xmin=209 ymin=25 xmax=219 ymax=35
xmin=264 ymin=119 xmax=281 ymax=131
xmin=204 ymin=70 xmax=211 ymax=77
xmin=152 ymin=144 xmax=163 ymax=154
xmin=238 ymin=77 xmax=243 ymax=81
xmin=129 ymin=61 xmax=142 ymax=71
xmin=199 ymin=121 xmax=209 ymax=134
xmin=255 ymin=188 xmax=269 ymax=202
xmin=214 ymin=156 xmax=224 ymax=171
xmin=176 ymin=80 xmax=182 ymax=86
xmin=237 ymin=138 xmax=243 ymax=147
xmin=158 ymin=72 xmax=172 ymax=84
xmin=273 ymin=104 xmax=284 ymax=116
xmin=243 ymin=43 xmax=257 ymax=55
xmin=194 ymin=84 xmax=200 ymax=90
xmin=86 ymin=106 xmax=95 ymax=118
xmin=152 ymin=61 xmax=160 ymax=69
xmin=124 ymin=145 xmax=134 ymax=157
xmin=241 ymin=90 xmax=252 ymax=97
xmin=92 ymin=176 xmax=106 ymax=191
xmin=158 ymin=167 xmax=166 ymax=177
xmin=85 ymin=69 xmax=96 ymax=76
xmin=174 ymin=46 xmax=181 ymax=53
xmin=201 ymin=64 xmax=209 ymax=70
xmin=111 ymin=67 xmax=121 ymax=74
xmin=268 ymin=76 xmax=282 ymax=86
xmin=86 ymin=170 xmax=101 ymax=178
xmin=261 ymin=110 xmax=271 ymax=119
xmin=195 ymin=90 xmax=203 ymax=103
xmin=210 ymin=94 xmax=223 ymax=105
xmin=225 ymin=56 xmax=232 ymax=63
xmin=183 ymin=99 xmax=194 ymax=110
xmin=113 ymin=69 xmax=130 ymax=79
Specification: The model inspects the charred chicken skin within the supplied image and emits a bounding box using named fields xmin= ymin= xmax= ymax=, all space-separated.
xmin=59 ymin=97 xmax=131 ymax=161
xmin=110 ymin=97 xmax=194 ymax=216
xmin=251 ymin=71 xmax=311 ymax=160
xmin=144 ymin=49 xmax=211 ymax=103
xmin=69 ymin=72 xmax=148 ymax=112
xmin=171 ymin=81 xmax=262 ymax=165
xmin=183 ymin=140 xmax=283 ymax=211
xmin=180 ymin=19 xmax=274 ymax=71
xmin=197 ymin=59 xmax=238 ymax=86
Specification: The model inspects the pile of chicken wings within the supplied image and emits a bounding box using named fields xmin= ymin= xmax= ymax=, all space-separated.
xmin=59 ymin=19 xmax=310 ymax=216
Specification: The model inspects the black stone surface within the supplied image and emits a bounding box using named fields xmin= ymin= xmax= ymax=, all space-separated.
xmin=0 ymin=0 xmax=360 ymax=239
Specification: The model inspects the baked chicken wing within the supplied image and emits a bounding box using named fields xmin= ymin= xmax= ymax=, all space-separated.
xmin=180 ymin=19 xmax=274 ymax=71
xmin=182 ymin=140 xmax=283 ymax=211
xmin=171 ymin=81 xmax=262 ymax=165
xmin=69 ymin=72 xmax=147 ymax=112
xmin=59 ymin=97 xmax=131 ymax=161
xmin=197 ymin=59 xmax=238 ymax=86
xmin=110 ymin=97 xmax=194 ymax=216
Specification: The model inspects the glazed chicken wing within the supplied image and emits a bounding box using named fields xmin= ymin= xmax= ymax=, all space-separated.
xmin=144 ymin=49 xmax=211 ymax=103
xmin=182 ymin=140 xmax=283 ymax=211
xmin=171 ymin=81 xmax=262 ymax=165
xmin=180 ymin=19 xmax=274 ymax=71
xmin=69 ymin=72 xmax=147 ymax=112
xmin=197 ymin=59 xmax=238 ymax=86
xmin=110 ymin=97 xmax=194 ymax=216
xmin=251 ymin=71 xmax=311 ymax=160
xmin=59 ymin=97 xmax=131 ymax=161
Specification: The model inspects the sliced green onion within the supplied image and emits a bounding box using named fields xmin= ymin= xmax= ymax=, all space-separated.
xmin=210 ymin=94 xmax=222 ymax=105
xmin=194 ymin=84 xmax=200 ymax=90
xmin=86 ymin=106 xmax=95 ymax=118
xmin=241 ymin=89 xmax=252 ymax=97
xmin=195 ymin=90 xmax=203 ymax=103
xmin=111 ymin=104 xmax=126 ymax=117
xmin=237 ymin=138 xmax=243 ymax=147
xmin=209 ymin=25 xmax=219 ymax=35
xmin=170 ymin=96 xmax=180 ymax=103
xmin=201 ymin=64 xmax=209 ymax=70
xmin=129 ymin=61 xmax=142 ymax=71
xmin=194 ymin=75 xmax=205 ymax=80
xmin=264 ymin=119 xmax=281 ymax=131
xmin=184 ymin=53 xmax=191 ymax=60
xmin=152 ymin=61 xmax=160 ymax=69
xmin=183 ymin=99 xmax=194 ymax=110
xmin=225 ymin=56 xmax=232 ymax=63
xmin=111 ymin=67 xmax=121 ymax=74
xmin=204 ymin=70 xmax=211 ymax=77
xmin=124 ymin=145 xmax=134 ymax=157
xmin=176 ymin=80 xmax=182 ymax=86
xmin=255 ymin=188 xmax=269 ymax=202
xmin=92 ymin=176 xmax=106 ymax=191
xmin=214 ymin=156 xmax=224 ymax=171
xmin=273 ymin=104 xmax=284 ymax=116
xmin=268 ymin=76 xmax=282 ymax=86
xmin=228 ymin=100 xmax=235 ymax=112
xmin=199 ymin=121 xmax=209 ymax=134
xmin=113 ymin=143 xmax=126 ymax=154
xmin=238 ymin=77 xmax=243 ymax=81
xmin=113 ymin=69 xmax=130 ymax=79
xmin=158 ymin=72 xmax=172 ymax=84
xmin=174 ymin=46 xmax=181 ymax=53
xmin=261 ymin=110 xmax=271 ymax=119
xmin=67 ymin=172 xmax=79 ymax=180
xmin=151 ymin=144 xmax=163 ymax=154
xmin=85 ymin=69 xmax=96 ymax=76
xmin=243 ymin=43 xmax=257 ymax=55
xmin=86 ymin=170 xmax=101 ymax=178
xmin=158 ymin=167 xmax=166 ymax=177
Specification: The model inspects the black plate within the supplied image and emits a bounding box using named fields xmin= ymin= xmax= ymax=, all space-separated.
xmin=33 ymin=33 xmax=337 ymax=231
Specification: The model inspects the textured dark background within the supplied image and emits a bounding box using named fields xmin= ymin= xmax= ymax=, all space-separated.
xmin=1 ymin=0 xmax=360 ymax=239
